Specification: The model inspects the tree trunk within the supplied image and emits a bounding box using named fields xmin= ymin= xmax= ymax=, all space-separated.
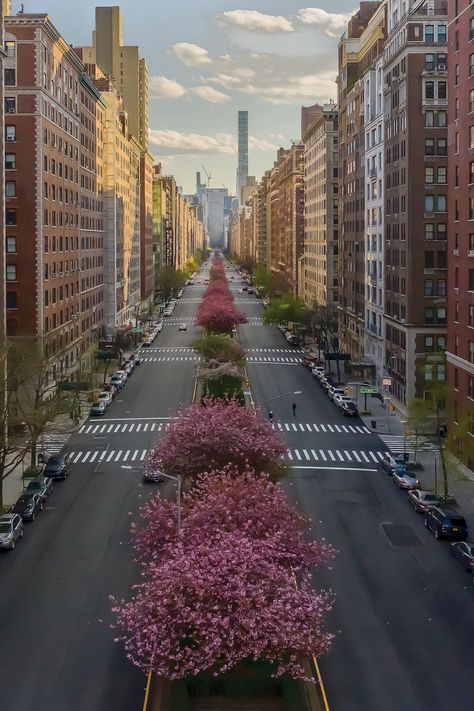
xmin=435 ymin=407 xmax=449 ymax=499
xmin=413 ymin=424 xmax=419 ymax=463
xmin=336 ymin=359 xmax=341 ymax=383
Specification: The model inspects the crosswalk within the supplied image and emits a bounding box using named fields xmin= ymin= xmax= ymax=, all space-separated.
xmin=247 ymin=348 xmax=305 ymax=354
xmin=79 ymin=421 xmax=171 ymax=435
xmin=272 ymin=422 xmax=371 ymax=435
xmin=140 ymin=347 xmax=195 ymax=353
xmin=65 ymin=446 xmax=389 ymax=467
xmin=378 ymin=434 xmax=438 ymax=454
xmin=141 ymin=356 xmax=200 ymax=362
xmin=161 ymin=317 xmax=195 ymax=324
xmin=247 ymin=355 xmax=303 ymax=363
xmin=41 ymin=432 xmax=72 ymax=454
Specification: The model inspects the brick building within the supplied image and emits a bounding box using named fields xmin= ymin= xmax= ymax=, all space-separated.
xmin=447 ymin=0 xmax=474 ymax=472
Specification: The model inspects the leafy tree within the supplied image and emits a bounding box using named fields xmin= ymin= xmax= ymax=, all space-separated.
xmin=196 ymin=297 xmax=247 ymax=334
xmin=406 ymin=397 xmax=432 ymax=462
xmin=156 ymin=266 xmax=187 ymax=301
xmin=145 ymin=398 xmax=288 ymax=482
xmin=191 ymin=335 xmax=245 ymax=364
xmin=263 ymin=294 xmax=307 ymax=327
xmin=254 ymin=266 xmax=291 ymax=297
xmin=113 ymin=470 xmax=335 ymax=680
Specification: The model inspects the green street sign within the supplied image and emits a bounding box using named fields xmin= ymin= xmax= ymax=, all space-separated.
xmin=360 ymin=386 xmax=379 ymax=394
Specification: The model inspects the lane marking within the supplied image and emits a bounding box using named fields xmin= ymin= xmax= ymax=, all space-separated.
xmin=292 ymin=466 xmax=377 ymax=472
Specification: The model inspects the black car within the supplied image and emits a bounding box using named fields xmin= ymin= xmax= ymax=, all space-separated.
xmin=424 ymin=506 xmax=468 ymax=541
xmin=43 ymin=453 xmax=71 ymax=480
xmin=144 ymin=469 xmax=166 ymax=483
xmin=450 ymin=541 xmax=474 ymax=571
xmin=340 ymin=401 xmax=359 ymax=417
xmin=12 ymin=493 xmax=43 ymax=521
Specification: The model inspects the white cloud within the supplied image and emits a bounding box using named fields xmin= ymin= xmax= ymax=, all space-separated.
xmin=191 ymin=86 xmax=231 ymax=103
xmin=149 ymin=75 xmax=187 ymax=99
xmin=217 ymin=10 xmax=294 ymax=33
xmin=296 ymin=8 xmax=353 ymax=38
xmin=170 ymin=42 xmax=213 ymax=66
xmin=149 ymin=129 xmax=236 ymax=155
xmin=148 ymin=129 xmax=278 ymax=156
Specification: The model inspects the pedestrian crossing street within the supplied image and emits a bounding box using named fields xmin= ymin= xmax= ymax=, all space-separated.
xmin=378 ymin=434 xmax=438 ymax=454
xmin=65 ymin=445 xmax=390 ymax=467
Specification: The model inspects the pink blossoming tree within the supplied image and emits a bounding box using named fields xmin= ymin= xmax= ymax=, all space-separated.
xmin=145 ymin=398 xmax=287 ymax=481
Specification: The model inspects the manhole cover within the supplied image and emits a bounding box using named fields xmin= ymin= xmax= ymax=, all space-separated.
xmin=381 ymin=523 xmax=421 ymax=547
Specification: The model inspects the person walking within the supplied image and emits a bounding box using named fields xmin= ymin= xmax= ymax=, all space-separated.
xmin=292 ymin=402 xmax=297 ymax=417
xmin=268 ymin=410 xmax=274 ymax=422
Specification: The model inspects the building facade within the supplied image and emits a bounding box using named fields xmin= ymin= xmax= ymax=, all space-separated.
xmin=302 ymin=103 xmax=339 ymax=309
xmin=338 ymin=2 xmax=385 ymax=365
xmin=0 ymin=0 xmax=10 ymax=349
xmin=447 ymin=0 xmax=474 ymax=472
xmin=237 ymin=110 xmax=248 ymax=202
xmin=363 ymin=53 xmax=385 ymax=384
xmin=4 ymin=14 xmax=91 ymax=377
xmin=383 ymin=0 xmax=447 ymax=407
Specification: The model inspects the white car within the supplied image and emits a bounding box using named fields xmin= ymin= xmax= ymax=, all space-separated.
xmin=178 ymin=323 xmax=187 ymax=331
xmin=114 ymin=369 xmax=128 ymax=382
xmin=98 ymin=391 xmax=113 ymax=407
xmin=333 ymin=394 xmax=353 ymax=407
xmin=311 ymin=366 xmax=325 ymax=378
xmin=328 ymin=386 xmax=345 ymax=402
xmin=156 ymin=322 xmax=163 ymax=333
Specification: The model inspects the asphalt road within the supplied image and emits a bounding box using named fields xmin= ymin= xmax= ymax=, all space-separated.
xmin=0 ymin=275 xmax=208 ymax=711
xmin=236 ymin=271 xmax=474 ymax=711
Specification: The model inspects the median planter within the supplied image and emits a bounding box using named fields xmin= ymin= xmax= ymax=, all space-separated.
xmin=148 ymin=659 xmax=325 ymax=711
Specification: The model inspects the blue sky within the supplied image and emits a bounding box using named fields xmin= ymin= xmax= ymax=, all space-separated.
xmin=16 ymin=1 xmax=355 ymax=193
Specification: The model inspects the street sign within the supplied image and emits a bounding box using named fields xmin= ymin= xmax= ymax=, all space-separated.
xmin=382 ymin=378 xmax=392 ymax=386
xmin=360 ymin=386 xmax=379 ymax=394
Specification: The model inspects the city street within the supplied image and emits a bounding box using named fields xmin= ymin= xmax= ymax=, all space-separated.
xmin=0 ymin=263 xmax=473 ymax=711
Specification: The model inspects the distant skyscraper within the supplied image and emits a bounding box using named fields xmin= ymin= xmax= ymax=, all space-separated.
xmin=237 ymin=110 xmax=248 ymax=202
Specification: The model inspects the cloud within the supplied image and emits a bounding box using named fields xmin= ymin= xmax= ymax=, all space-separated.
xmin=296 ymin=8 xmax=353 ymax=38
xmin=149 ymin=129 xmax=236 ymax=155
xmin=170 ymin=42 xmax=213 ymax=66
xmin=149 ymin=75 xmax=187 ymax=99
xmin=217 ymin=10 xmax=294 ymax=33
xmin=148 ymin=129 xmax=278 ymax=156
xmin=191 ymin=86 xmax=231 ymax=103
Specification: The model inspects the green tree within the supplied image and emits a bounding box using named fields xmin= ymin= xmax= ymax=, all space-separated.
xmin=263 ymin=294 xmax=307 ymax=327
xmin=156 ymin=266 xmax=187 ymax=301
xmin=406 ymin=397 xmax=432 ymax=463
xmin=191 ymin=334 xmax=244 ymax=364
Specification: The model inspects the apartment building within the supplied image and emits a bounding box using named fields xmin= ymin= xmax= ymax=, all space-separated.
xmin=338 ymin=1 xmax=385 ymax=364
xmin=447 ymin=0 xmax=474 ymax=472
xmin=383 ymin=0 xmax=448 ymax=407
xmin=302 ymin=103 xmax=339 ymax=309
xmin=4 ymin=14 xmax=91 ymax=376
xmin=0 ymin=0 xmax=10 ymax=348
xmin=363 ymin=53 xmax=385 ymax=384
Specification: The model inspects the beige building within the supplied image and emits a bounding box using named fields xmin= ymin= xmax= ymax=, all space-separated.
xmin=302 ymin=103 xmax=339 ymax=309
xmin=82 ymin=6 xmax=148 ymax=150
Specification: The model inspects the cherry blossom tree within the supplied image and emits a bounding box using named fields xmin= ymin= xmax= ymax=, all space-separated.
xmin=196 ymin=296 xmax=247 ymax=334
xmin=191 ymin=334 xmax=245 ymax=364
xmin=113 ymin=531 xmax=334 ymax=680
xmin=134 ymin=468 xmax=335 ymax=573
xmin=145 ymin=398 xmax=287 ymax=481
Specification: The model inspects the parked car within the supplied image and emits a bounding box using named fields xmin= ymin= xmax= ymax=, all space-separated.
xmin=110 ymin=376 xmax=124 ymax=390
xmin=44 ymin=453 xmax=71 ymax=480
xmin=90 ymin=401 xmax=106 ymax=417
xmin=163 ymin=309 xmax=172 ymax=317
xmin=333 ymin=394 xmax=353 ymax=407
xmin=286 ymin=334 xmax=300 ymax=347
xmin=320 ymin=377 xmax=334 ymax=393
xmin=248 ymin=287 xmax=254 ymax=294
xmin=339 ymin=401 xmax=359 ymax=417
xmin=407 ymin=489 xmax=441 ymax=513
xmin=177 ymin=289 xmax=184 ymax=298
xmin=424 ymin=506 xmax=468 ymax=540
xmin=178 ymin=323 xmax=187 ymax=331
xmin=450 ymin=541 xmax=474 ymax=571
xmin=392 ymin=470 xmax=420 ymax=490
xmin=0 ymin=514 xmax=24 ymax=550
xmin=103 ymin=383 xmax=118 ymax=398
xmin=25 ymin=477 xmax=53 ymax=501
xmin=328 ymin=387 xmax=345 ymax=402
xmin=13 ymin=493 xmax=43 ymax=522
xmin=98 ymin=391 xmax=113 ymax=407
xmin=381 ymin=454 xmax=408 ymax=475
xmin=303 ymin=354 xmax=320 ymax=369
xmin=114 ymin=369 xmax=128 ymax=382
xmin=311 ymin=366 xmax=325 ymax=378
xmin=142 ymin=338 xmax=153 ymax=347
xmin=156 ymin=322 xmax=163 ymax=333
xmin=123 ymin=361 xmax=134 ymax=376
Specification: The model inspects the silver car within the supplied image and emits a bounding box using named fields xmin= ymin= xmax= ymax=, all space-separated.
xmin=0 ymin=514 xmax=24 ymax=551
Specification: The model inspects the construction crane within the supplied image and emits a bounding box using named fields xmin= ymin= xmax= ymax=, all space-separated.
xmin=200 ymin=164 xmax=212 ymax=189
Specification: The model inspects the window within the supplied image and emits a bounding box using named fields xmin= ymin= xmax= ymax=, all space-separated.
xmin=470 ymin=54 xmax=474 ymax=77
xmin=425 ymin=81 xmax=434 ymax=99
xmin=425 ymin=138 xmax=434 ymax=155
xmin=6 ymin=265 xmax=17 ymax=281
xmin=425 ymin=336 xmax=434 ymax=352
xmin=437 ymin=279 xmax=446 ymax=296
xmin=6 ymin=236 xmax=17 ymax=253
xmin=437 ymin=111 xmax=447 ymax=127
xmin=5 ymin=153 xmax=15 ymax=170
xmin=425 ymin=223 xmax=434 ymax=240
xmin=424 ymin=279 xmax=434 ymax=296
xmin=471 ymin=91 xmax=474 ymax=114
xmin=437 ymin=364 xmax=446 ymax=381
xmin=471 ymin=126 xmax=474 ymax=150
xmin=437 ymin=24 xmax=446 ymax=43
xmin=437 ymin=335 xmax=446 ymax=351
xmin=438 ymin=82 xmax=447 ymax=99
xmin=4 ymin=68 xmax=15 ymax=86
xmin=437 ymin=195 xmax=446 ymax=212
xmin=425 ymin=24 xmax=434 ymax=42
xmin=425 ymin=195 xmax=434 ymax=212
xmin=426 ymin=54 xmax=435 ymax=71
xmin=471 ymin=17 xmax=474 ymax=41
xmin=437 ymin=223 xmax=447 ymax=240
xmin=437 ymin=167 xmax=446 ymax=184
xmin=425 ymin=167 xmax=434 ymax=184
xmin=425 ymin=111 xmax=434 ymax=127
xmin=470 ymin=341 xmax=474 ymax=364
xmin=5 ymin=41 xmax=15 ymax=58
xmin=469 ymin=304 xmax=474 ymax=327
xmin=425 ymin=251 xmax=434 ymax=268
xmin=6 ymin=292 xmax=17 ymax=309
xmin=5 ymin=208 xmax=16 ymax=225
xmin=5 ymin=125 xmax=16 ymax=141
xmin=437 ymin=307 xmax=446 ymax=324
xmin=5 ymin=181 xmax=16 ymax=198
xmin=437 ymin=138 xmax=447 ymax=155
xmin=425 ymin=308 xmax=434 ymax=324
xmin=4 ymin=96 xmax=16 ymax=113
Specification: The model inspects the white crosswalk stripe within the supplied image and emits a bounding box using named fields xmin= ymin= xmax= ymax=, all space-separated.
xmin=40 ymin=432 xmax=72 ymax=454
xmin=79 ymin=421 xmax=170 ymax=435
xmin=65 ymin=446 xmax=389 ymax=466
xmin=378 ymin=434 xmax=438 ymax=454
xmin=247 ymin=356 xmax=303 ymax=363
xmin=140 ymin=356 xmax=201 ymax=362
xmin=246 ymin=348 xmax=305 ymax=354
xmin=270 ymin=422 xmax=371 ymax=435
